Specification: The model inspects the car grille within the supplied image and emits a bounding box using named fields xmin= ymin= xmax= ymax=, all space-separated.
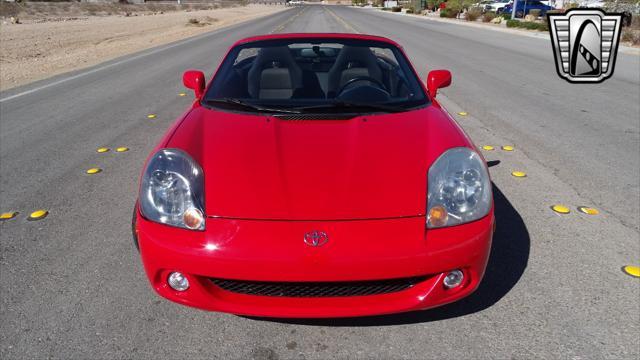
xmin=209 ymin=276 xmax=427 ymax=297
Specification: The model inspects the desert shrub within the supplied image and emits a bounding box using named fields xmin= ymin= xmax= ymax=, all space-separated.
xmin=542 ymin=9 xmax=563 ymax=21
xmin=438 ymin=0 xmax=468 ymax=18
xmin=528 ymin=9 xmax=541 ymax=18
xmin=621 ymin=29 xmax=640 ymax=45
xmin=501 ymin=13 xmax=511 ymax=20
xmin=391 ymin=6 xmax=402 ymax=12
xmin=444 ymin=0 xmax=463 ymax=14
xmin=564 ymin=2 xmax=578 ymax=9
xmin=630 ymin=13 xmax=640 ymax=29
xmin=440 ymin=8 xmax=458 ymax=18
xmin=621 ymin=16 xmax=640 ymax=44
xmin=483 ymin=11 xmax=496 ymax=22
xmin=530 ymin=22 xmax=547 ymax=31
xmin=466 ymin=7 xmax=482 ymax=21
xmin=506 ymin=20 xmax=548 ymax=31
xmin=506 ymin=19 xmax=519 ymax=27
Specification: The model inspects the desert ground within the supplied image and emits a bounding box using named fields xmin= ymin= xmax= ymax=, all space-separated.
xmin=0 ymin=3 xmax=285 ymax=90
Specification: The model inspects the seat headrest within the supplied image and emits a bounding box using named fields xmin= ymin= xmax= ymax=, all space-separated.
xmin=327 ymin=46 xmax=383 ymax=96
xmin=248 ymin=46 xmax=303 ymax=99
xmin=254 ymin=47 xmax=296 ymax=68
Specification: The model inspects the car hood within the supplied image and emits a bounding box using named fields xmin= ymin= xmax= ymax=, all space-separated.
xmin=166 ymin=105 xmax=470 ymax=220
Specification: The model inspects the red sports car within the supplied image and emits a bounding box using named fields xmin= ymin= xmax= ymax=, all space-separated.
xmin=133 ymin=33 xmax=494 ymax=318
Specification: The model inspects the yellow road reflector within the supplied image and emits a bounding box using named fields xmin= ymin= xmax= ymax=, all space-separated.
xmin=86 ymin=168 xmax=102 ymax=175
xmin=458 ymin=111 xmax=468 ymax=116
xmin=577 ymin=206 xmax=599 ymax=215
xmin=511 ymin=171 xmax=527 ymax=178
xmin=551 ymin=205 xmax=570 ymax=214
xmin=178 ymin=92 xmax=187 ymax=97
xmin=28 ymin=210 xmax=48 ymax=221
xmin=0 ymin=212 xmax=18 ymax=221
xmin=502 ymin=145 xmax=514 ymax=151
xmin=147 ymin=114 xmax=156 ymax=119
xmin=482 ymin=145 xmax=494 ymax=151
xmin=622 ymin=265 xmax=640 ymax=278
xmin=97 ymin=147 xmax=110 ymax=153
xmin=115 ymin=147 xmax=129 ymax=152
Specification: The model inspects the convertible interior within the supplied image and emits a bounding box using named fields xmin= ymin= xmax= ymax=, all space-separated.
xmin=209 ymin=42 xmax=420 ymax=105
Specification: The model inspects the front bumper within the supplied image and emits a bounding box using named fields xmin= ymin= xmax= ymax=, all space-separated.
xmin=134 ymin=207 xmax=494 ymax=318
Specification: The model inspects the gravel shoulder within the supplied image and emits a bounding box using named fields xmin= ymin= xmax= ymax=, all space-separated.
xmin=0 ymin=4 xmax=285 ymax=91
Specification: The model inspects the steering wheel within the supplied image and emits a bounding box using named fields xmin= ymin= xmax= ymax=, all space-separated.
xmin=336 ymin=76 xmax=388 ymax=97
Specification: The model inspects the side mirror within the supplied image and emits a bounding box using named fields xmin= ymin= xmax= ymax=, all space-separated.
xmin=426 ymin=70 xmax=452 ymax=99
xmin=183 ymin=70 xmax=206 ymax=99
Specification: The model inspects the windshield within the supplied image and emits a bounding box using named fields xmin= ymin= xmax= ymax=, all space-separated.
xmin=203 ymin=38 xmax=428 ymax=114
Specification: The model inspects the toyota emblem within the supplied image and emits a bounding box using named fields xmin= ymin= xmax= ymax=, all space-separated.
xmin=304 ymin=231 xmax=329 ymax=247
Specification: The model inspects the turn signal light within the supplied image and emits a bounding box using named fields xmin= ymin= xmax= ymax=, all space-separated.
xmin=428 ymin=205 xmax=448 ymax=227
xmin=183 ymin=207 xmax=204 ymax=230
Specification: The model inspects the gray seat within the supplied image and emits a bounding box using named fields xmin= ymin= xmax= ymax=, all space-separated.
xmin=326 ymin=46 xmax=383 ymax=97
xmin=247 ymin=47 xmax=303 ymax=100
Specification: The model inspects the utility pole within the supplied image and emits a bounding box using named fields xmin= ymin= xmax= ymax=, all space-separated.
xmin=511 ymin=0 xmax=518 ymax=19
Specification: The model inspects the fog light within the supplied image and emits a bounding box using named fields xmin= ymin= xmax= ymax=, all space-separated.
xmin=168 ymin=272 xmax=189 ymax=291
xmin=443 ymin=270 xmax=464 ymax=289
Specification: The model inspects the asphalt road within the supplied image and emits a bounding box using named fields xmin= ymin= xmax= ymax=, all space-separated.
xmin=1 ymin=5 xmax=639 ymax=359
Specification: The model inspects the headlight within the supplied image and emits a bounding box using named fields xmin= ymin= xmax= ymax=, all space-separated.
xmin=139 ymin=149 xmax=205 ymax=230
xmin=427 ymin=147 xmax=492 ymax=228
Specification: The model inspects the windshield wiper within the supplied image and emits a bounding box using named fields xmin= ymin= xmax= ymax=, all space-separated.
xmin=203 ymin=98 xmax=301 ymax=114
xmin=295 ymin=101 xmax=406 ymax=113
